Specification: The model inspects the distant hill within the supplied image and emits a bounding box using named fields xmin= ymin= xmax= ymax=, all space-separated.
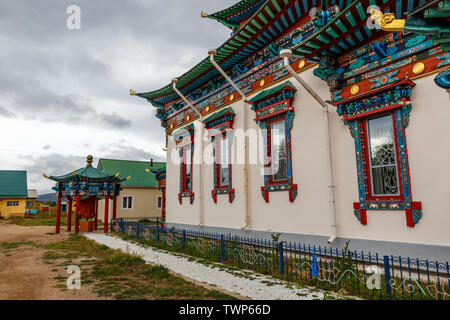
xmin=38 ymin=192 xmax=57 ymax=203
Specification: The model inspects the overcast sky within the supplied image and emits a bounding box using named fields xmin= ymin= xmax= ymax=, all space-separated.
xmin=0 ymin=0 xmax=236 ymax=194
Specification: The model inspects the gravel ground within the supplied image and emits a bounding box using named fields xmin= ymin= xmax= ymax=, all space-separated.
xmin=85 ymin=233 xmax=343 ymax=300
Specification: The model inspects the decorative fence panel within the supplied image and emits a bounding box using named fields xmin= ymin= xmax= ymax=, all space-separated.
xmin=111 ymin=219 xmax=449 ymax=300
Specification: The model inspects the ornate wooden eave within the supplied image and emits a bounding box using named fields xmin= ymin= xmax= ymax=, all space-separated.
xmin=201 ymin=0 xmax=267 ymax=30
xmin=134 ymin=0 xmax=321 ymax=106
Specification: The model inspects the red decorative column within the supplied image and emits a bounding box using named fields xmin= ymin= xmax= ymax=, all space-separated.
xmin=75 ymin=195 xmax=80 ymax=234
xmin=94 ymin=198 xmax=98 ymax=230
xmin=112 ymin=195 xmax=117 ymax=220
xmin=104 ymin=195 xmax=110 ymax=233
xmin=55 ymin=193 xmax=62 ymax=234
xmin=67 ymin=197 xmax=72 ymax=232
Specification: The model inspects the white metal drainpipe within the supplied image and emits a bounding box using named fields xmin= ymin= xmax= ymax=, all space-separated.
xmin=209 ymin=49 xmax=250 ymax=230
xmin=280 ymin=49 xmax=337 ymax=244
xmin=172 ymin=78 xmax=204 ymax=226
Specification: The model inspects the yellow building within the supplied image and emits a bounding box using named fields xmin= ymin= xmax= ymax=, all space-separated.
xmin=0 ymin=171 xmax=38 ymax=219
xmin=97 ymin=159 xmax=165 ymax=221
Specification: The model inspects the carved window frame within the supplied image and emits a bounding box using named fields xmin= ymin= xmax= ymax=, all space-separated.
xmin=333 ymin=78 xmax=422 ymax=227
xmin=250 ymin=81 xmax=298 ymax=203
xmin=203 ymin=108 xmax=235 ymax=203
xmin=173 ymin=125 xmax=195 ymax=204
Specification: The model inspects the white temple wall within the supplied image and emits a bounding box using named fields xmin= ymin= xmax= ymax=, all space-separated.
xmin=165 ymin=67 xmax=450 ymax=248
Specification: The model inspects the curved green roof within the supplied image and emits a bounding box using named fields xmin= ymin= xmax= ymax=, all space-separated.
xmin=203 ymin=0 xmax=267 ymax=29
xmin=48 ymin=165 xmax=118 ymax=183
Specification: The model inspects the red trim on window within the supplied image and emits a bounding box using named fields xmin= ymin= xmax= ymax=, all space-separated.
xmin=266 ymin=115 xmax=289 ymax=186
xmin=181 ymin=145 xmax=193 ymax=193
xmin=362 ymin=113 xmax=404 ymax=202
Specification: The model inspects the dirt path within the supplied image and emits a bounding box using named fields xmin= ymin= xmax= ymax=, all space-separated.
xmin=0 ymin=221 xmax=104 ymax=300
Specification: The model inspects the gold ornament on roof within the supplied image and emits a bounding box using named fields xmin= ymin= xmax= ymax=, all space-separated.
xmin=413 ymin=62 xmax=425 ymax=75
xmin=298 ymin=60 xmax=306 ymax=69
xmin=200 ymin=12 xmax=208 ymax=18
xmin=350 ymin=85 xmax=360 ymax=95
xmin=86 ymin=155 xmax=93 ymax=167
xmin=129 ymin=89 xmax=136 ymax=95
xmin=370 ymin=9 xmax=405 ymax=32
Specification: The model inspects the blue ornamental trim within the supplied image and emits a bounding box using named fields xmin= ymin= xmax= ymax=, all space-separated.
xmin=252 ymin=84 xmax=297 ymax=203
xmin=342 ymin=79 xmax=422 ymax=228
xmin=205 ymin=110 xmax=235 ymax=204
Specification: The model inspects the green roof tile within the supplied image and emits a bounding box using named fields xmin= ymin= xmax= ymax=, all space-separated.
xmin=97 ymin=159 xmax=166 ymax=188
xmin=249 ymin=80 xmax=296 ymax=102
xmin=203 ymin=107 xmax=236 ymax=123
xmin=0 ymin=170 xmax=28 ymax=198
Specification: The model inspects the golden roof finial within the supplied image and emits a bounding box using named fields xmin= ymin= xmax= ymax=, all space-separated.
xmin=145 ymin=168 xmax=150 ymax=173
xmin=130 ymin=89 xmax=136 ymax=95
xmin=86 ymin=155 xmax=93 ymax=167
xmin=43 ymin=173 xmax=49 ymax=179
xmin=200 ymin=11 xmax=208 ymax=18
xmin=115 ymin=172 xmax=120 ymax=177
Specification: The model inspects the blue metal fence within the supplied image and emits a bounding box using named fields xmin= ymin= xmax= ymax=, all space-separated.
xmin=110 ymin=218 xmax=450 ymax=300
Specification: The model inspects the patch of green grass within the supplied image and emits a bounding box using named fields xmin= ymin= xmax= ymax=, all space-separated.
xmin=42 ymin=234 xmax=235 ymax=300
xmin=0 ymin=241 xmax=36 ymax=250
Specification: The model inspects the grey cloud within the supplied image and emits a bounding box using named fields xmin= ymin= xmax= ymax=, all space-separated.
xmin=0 ymin=105 xmax=16 ymax=118
xmin=100 ymin=113 xmax=132 ymax=129
xmin=23 ymin=153 xmax=87 ymax=185
xmin=99 ymin=144 xmax=165 ymax=163
xmin=1 ymin=0 xmax=234 ymax=193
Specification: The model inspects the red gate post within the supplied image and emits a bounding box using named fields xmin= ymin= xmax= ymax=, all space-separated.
xmin=75 ymin=195 xmax=80 ymax=234
xmin=94 ymin=197 xmax=98 ymax=231
xmin=104 ymin=195 xmax=110 ymax=233
xmin=55 ymin=193 xmax=62 ymax=234
xmin=67 ymin=197 xmax=72 ymax=232
xmin=112 ymin=195 xmax=117 ymax=220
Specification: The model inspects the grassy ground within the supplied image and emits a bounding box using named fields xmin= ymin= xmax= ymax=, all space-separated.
xmin=5 ymin=210 xmax=103 ymax=228
xmin=40 ymin=234 xmax=236 ymax=300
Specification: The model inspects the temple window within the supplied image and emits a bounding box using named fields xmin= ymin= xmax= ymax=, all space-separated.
xmin=216 ymin=135 xmax=231 ymax=188
xmin=249 ymin=81 xmax=298 ymax=203
xmin=268 ymin=117 xmax=288 ymax=184
xmin=203 ymin=107 xmax=235 ymax=203
xmin=173 ymin=124 xmax=195 ymax=204
xmin=332 ymin=78 xmax=422 ymax=227
xmin=181 ymin=146 xmax=192 ymax=192
xmin=366 ymin=114 xmax=400 ymax=197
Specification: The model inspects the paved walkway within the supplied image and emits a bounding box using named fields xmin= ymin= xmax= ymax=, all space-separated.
xmin=84 ymin=233 xmax=342 ymax=300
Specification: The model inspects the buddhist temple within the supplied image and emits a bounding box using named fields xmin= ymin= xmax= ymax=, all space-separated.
xmin=132 ymin=0 xmax=450 ymax=261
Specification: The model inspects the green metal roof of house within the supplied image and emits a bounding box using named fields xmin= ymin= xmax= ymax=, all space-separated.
xmin=0 ymin=170 xmax=28 ymax=198
xmin=249 ymin=80 xmax=296 ymax=102
xmin=97 ymin=159 xmax=165 ymax=188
